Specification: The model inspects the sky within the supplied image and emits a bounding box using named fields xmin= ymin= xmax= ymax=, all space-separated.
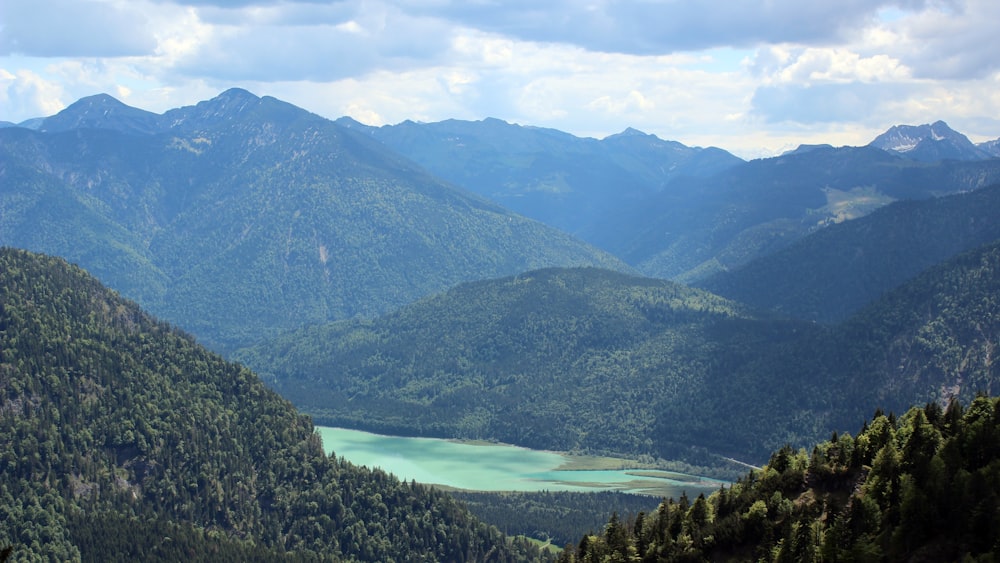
xmin=1 ymin=0 xmax=999 ymax=158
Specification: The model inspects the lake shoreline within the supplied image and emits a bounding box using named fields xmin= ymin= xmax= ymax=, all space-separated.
xmin=316 ymin=425 xmax=726 ymax=497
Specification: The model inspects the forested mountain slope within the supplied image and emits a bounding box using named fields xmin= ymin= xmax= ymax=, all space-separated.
xmin=597 ymin=145 xmax=1000 ymax=281
xmin=341 ymin=116 xmax=1000 ymax=286
xmin=240 ymin=241 xmax=1000 ymax=466
xmin=0 ymin=248 xmax=542 ymax=561
xmin=566 ymin=398 xmax=1000 ymax=562
xmin=831 ymin=239 xmax=1000 ymax=412
xmin=236 ymin=267 xmax=826 ymax=462
xmin=0 ymin=89 xmax=627 ymax=351
xmin=698 ymin=183 xmax=1000 ymax=323
xmin=336 ymin=117 xmax=742 ymax=238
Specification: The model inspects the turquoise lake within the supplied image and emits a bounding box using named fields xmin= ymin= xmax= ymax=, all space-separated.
xmin=317 ymin=426 xmax=724 ymax=497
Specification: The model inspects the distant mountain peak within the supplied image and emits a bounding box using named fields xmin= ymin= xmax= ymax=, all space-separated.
xmin=160 ymin=88 xmax=271 ymax=131
xmin=217 ymin=87 xmax=258 ymax=101
xmin=187 ymin=88 xmax=261 ymax=117
xmin=605 ymin=127 xmax=650 ymax=139
xmin=872 ymin=121 xmax=954 ymax=151
xmin=72 ymin=92 xmax=126 ymax=108
xmin=869 ymin=120 xmax=989 ymax=161
xmin=333 ymin=116 xmax=374 ymax=134
xmin=39 ymin=93 xmax=161 ymax=135
xmin=476 ymin=117 xmax=519 ymax=131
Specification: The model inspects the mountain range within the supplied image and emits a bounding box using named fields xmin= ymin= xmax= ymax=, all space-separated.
xmin=7 ymin=94 xmax=999 ymax=292
xmin=239 ymin=233 xmax=1000 ymax=464
xmin=4 ymin=89 xmax=1000 ymax=558
xmin=339 ymin=114 xmax=1000 ymax=281
xmin=3 ymin=89 xmax=1000 ymax=459
xmin=599 ymin=144 xmax=1000 ymax=280
xmin=0 ymin=89 xmax=626 ymax=351
xmin=868 ymin=119 xmax=993 ymax=161
xmin=335 ymin=117 xmax=743 ymax=239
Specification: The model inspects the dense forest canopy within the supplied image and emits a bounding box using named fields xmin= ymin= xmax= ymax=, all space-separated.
xmin=698 ymin=183 xmax=1000 ymax=323
xmin=599 ymin=147 xmax=1000 ymax=280
xmin=237 ymin=267 xmax=785 ymax=463
xmin=3 ymin=89 xmax=1000 ymax=562
xmin=0 ymin=248 xmax=542 ymax=561
xmin=240 ymin=239 xmax=1000 ymax=466
xmin=563 ymin=398 xmax=1000 ymax=562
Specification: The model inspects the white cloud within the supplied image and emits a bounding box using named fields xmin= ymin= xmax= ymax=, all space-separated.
xmin=0 ymin=0 xmax=158 ymax=57
xmin=397 ymin=0 xmax=926 ymax=53
xmin=0 ymin=67 xmax=68 ymax=119
xmin=1 ymin=0 xmax=999 ymax=157
xmin=771 ymin=49 xmax=911 ymax=84
xmin=861 ymin=0 xmax=1000 ymax=79
xmin=587 ymin=91 xmax=654 ymax=115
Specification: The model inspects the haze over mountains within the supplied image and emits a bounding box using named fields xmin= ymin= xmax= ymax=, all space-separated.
xmin=4 ymin=88 xmax=1000 ymax=559
xmin=1 ymin=87 xmax=998 ymax=393
xmin=239 ymin=237 xmax=1000 ymax=463
xmin=697 ymin=183 xmax=1000 ymax=322
xmin=335 ymin=116 xmax=743 ymax=240
xmin=5 ymin=91 xmax=998 ymax=318
xmin=0 ymin=89 xmax=627 ymax=351
xmin=3 ymin=89 xmax=1000 ymax=444
xmin=340 ymin=113 xmax=1000 ymax=281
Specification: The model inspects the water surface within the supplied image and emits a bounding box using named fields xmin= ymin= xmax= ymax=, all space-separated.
xmin=317 ymin=426 xmax=722 ymax=497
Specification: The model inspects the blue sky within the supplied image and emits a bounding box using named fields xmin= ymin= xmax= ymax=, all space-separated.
xmin=2 ymin=0 xmax=999 ymax=158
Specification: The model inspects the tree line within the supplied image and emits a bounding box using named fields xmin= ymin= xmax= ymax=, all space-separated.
xmin=560 ymin=398 xmax=1000 ymax=562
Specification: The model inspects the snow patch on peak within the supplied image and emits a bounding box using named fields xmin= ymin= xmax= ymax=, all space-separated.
xmin=872 ymin=121 xmax=960 ymax=152
xmin=869 ymin=120 xmax=990 ymax=161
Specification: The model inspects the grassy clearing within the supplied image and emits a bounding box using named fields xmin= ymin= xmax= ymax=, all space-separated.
xmin=554 ymin=454 xmax=662 ymax=471
xmin=523 ymin=536 xmax=563 ymax=553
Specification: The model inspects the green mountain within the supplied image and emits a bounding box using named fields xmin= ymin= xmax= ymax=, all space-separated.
xmin=831 ymin=239 xmax=1000 ymax=411
xmin=335 ymin=117 xmax=743 ymax=239
xmin=697 ymin=183 xmax=1000 ymax=323
xmin=35 ymin=93 xmax=164 ymax=135
xmin=235 ymin=267 xmax=816 ymax=462
xmin=341 ymin=115 xmax=1000 ymax=283
xmin=567 ymin=398 xmax=1000 ymax=562
xmin=0 ymin=248 xmax=543 ymax=561
xmin=600 ymin=145 xmax=1000 ymax=281
xmin=0 ymin=89 xmax=628 ymax=352
xmin=238 ymin=240 xmax=1000 ymax=465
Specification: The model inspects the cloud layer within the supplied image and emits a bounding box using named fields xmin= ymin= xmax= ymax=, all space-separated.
xmin=2 ymin=0 xmax=998 ymax=156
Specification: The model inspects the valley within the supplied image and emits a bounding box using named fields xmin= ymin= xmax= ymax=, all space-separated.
xmin=316 ymin=426 xmax=726 ymax=497
xmin=2 ymin=89 xmax=1000 ymax=561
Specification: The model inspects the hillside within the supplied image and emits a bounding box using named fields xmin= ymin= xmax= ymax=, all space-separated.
xmin=832 ymin=240 xmax=1000 ymax=411
xmin=981 ymin=138 xmax=1000 ymax=157
xmin=236 ymin=267 xmax=828 ymax=462
xmin=6 ymin=94 xmax=1000 ymax=299
xmin=343 ymin=117 xmax=1000 ymax=285
xmin=337 ymin=117 xmax=742 ymax=238
xmin=697 ymin=183 xmax=1000 ymax=323
xmin=602 ymin=145 xmax=1000 ymax=281
xmin=0 ymin=248 xmax=542 ymax=561
xmin=566 ymin=399 xmax=1000 ymax=561
xmin=0 ymin=89 xmax=628 ymax=351
xmin=239 ymin=241 xmax=1000 ymax=465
